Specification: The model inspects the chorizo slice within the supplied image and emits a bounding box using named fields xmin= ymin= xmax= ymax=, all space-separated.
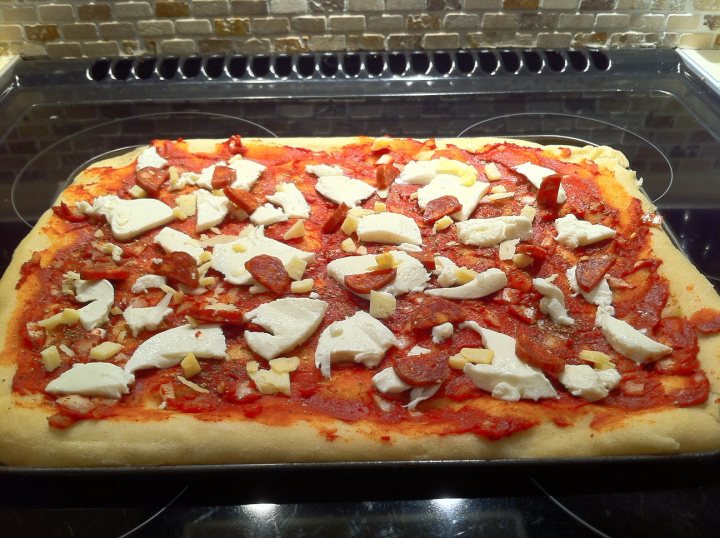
xmin=155 ymin=251 xmax=199 ymax=288
xmin=223 ymin=187 xmax=260 ymax=214
xmin=514 ymin=330 xmax=568 ymax=376
xmin=226 ymin=135 xmax=244 ymax=155
xmin=79 ymin=266 xmax=131 ymax=281
xmin=52 ymin=202 xmax=88 ymax=223
xmin=245 ymin=254 xmax=291 ymax=296
xmin=344 ymin=268 xmax=397 ymax=295
xmin=576 ymin=254 xmax=614 ymax=292
xmin=536 ymin=174 xmax=562 ymax=207
xmin=410 ymin=297 xmax=466 ymax=331
xmin=690 ymin=308 xmax=720 ymax=334
xmin=423 ymin=195 xmax=462 ymax=224
xmin=211 ymin=165 xmax=237 ymax=189
xmin=376 ymin=163 xmax=399 ymax=189
xmin=515 ymin=243 xmax=548 ymax=261
xmin=321 ymin=202 xmax=350 ymax=233
xmin=135 ymin=166 xmax=169 ymax=195
xmin=393 ymin=351 xmax=450 ymax=387
xmin=408 ymin=251 xmax=436 ymax=270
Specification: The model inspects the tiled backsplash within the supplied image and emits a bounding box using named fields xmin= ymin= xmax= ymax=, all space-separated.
xmin=0 ymin=1 xmax=718 ymax=58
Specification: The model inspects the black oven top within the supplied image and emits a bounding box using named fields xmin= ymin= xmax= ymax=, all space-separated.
xmin=1 ymin=49 xmax=720 ymax=537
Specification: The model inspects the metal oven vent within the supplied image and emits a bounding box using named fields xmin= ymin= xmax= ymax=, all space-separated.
xmin=88 ymin=49 xmax=611 ymax=83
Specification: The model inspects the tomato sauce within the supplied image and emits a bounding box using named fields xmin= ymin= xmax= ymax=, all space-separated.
xmin=5 ymin=137 xmax=712 ymax=442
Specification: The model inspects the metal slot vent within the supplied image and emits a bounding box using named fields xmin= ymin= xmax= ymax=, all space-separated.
xmin=87 ymin=50 xmax=612 ymax=82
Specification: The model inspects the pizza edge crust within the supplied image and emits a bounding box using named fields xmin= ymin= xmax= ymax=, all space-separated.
xmin=0 ymin=137 xmax=719 ymax=467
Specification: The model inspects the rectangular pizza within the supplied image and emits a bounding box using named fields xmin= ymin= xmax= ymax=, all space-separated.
xmin=1 ymin=135 xmax=720 ymax=467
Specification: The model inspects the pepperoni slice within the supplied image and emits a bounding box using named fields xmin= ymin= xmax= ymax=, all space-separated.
xmin=515 ymin=330 xmax=568 ymax=376
xmin=188 ymin=306 xmax=246 ymax=325
xmin=410 ymin=297 xmax=466 ymax=331
xmin=245 ymin=254 xmax=291 ymax=296
xmin=321 ymin=202 xmax=350 ymax=233
xmin=226 ymin=135 xmax=244 ymax=155
xmin=393 ymin=351 xmax=450 ymax=387
xmin=211 ymin=165 xmax=237 ymax=189
xmin=408 ymin=251 xmax=436 ymax=270
xmin=223 ymin=187 xmax=260 ymax=214
xmin=376 ymin=163 xmax=399 ymax=189
xmin=508 ymin=305 xmax=538 ymax=324
xmin=79 ymin=266 xmax=131 ymax=281
xmin=515 ymin=244 xmax=548 ymax=261
xmin=344 ymin=268 xmax=397 ymax=295
xmin=690 ymin=308 xmax=720 ymax=334
xmin=507 ymin=270 xmax=533 ymax=292
xmin=536 ymin=174 xmax=562 ymax=207
xmin=423 ymin=195 xmax=462 ymax=223
xmin=576 ymin=254 xmax=614 ymax=292
xmin=135 ymin=166 xmax=169 ymax=195
xmin=52 ymin=201 xmax=88 ymax=223
xmin=155 ymin=251 xmax=199 ymax=288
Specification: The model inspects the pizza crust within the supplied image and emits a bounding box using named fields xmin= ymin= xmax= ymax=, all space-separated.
xmin=1 ymin=137 xmax=719 ymax=467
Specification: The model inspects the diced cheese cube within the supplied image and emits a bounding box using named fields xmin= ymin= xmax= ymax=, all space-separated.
xmin=40 ymin=346 xmax=61 ymax=372
xmin=341 ymin=215 xmax=360 ymax=235
xmin=291 ymin=278 xmax=314 ymax=294
xmin=371 ymin=137 xmax=393 ymax=151
xmin=374 ymin=202 xmax=387 ymax=212
xmin=357 ymin=246 xmax=368 ymax=255
xmin=579 ymin=349 xmax=615 ymax=370
xmin=89 ymin=341 xmax=123 ymax=361
xmin=249 ymin=369 xmax=291 ymax=396
xmin=454 ymin=267 xmax=477 ymax=285
xmin=175 ymin=194 xmax=197 ymax=217
xmin=498 ymin=239 xmax=520 ymax=261
xmin=374 ymin=252 xmax=397 ymax=269
xmin=199 ymin=276 xmax=216 ymax=287
xmin=283 ymin=220 xmax=306 ymax=240
xmin=269 ymin=356 xmax=300 ymax=373
xmin=246 ymin=360 xmax=260 ymax=373
xmin=199 ymin=251 xmax=212 ymax=263
xmin=460 ymin=348 xmax=494 ymax=364
xmin=448 ymin=354 xmax=468 ymax=370
xmin=433 ymin=215 xmax=454 ymax=231
xmin=128 ymin=185 xmax=148 ymax=199
xmin=341 ymin=237 xmax=357 ymax=253
xmin=512 ymin=253 xmax=533 ymax=268
xmin=38 ymin=308 xmax=80 ymax=331
xmin=369 ymin=290 xmax=397 ymax=319
xmin=484 ymin=163 xmax=502 ymax=181
xmin=181 ymin=353 xmax=201 ymax=378
xmin=347 ymin=207 xmax=375 ymax=219
xmin=520 ymin=204 xmax=537 ymax=222
xmin=285 ymin=256 xmax=308 ymax=281
xmin=232 ymin=242 xmax=247 ymax=253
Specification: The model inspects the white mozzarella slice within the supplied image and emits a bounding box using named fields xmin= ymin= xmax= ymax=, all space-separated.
xmin=395 ymin=160 xmax=437 ymax=185
xmin=408 ymin=345 xmax=431 ymax=356
xmin=455 ymin=216 xmax=533 ymax=247
xmin=433 ymin=256 xmax=460 ymax=287
xmin=601 ymin=316 xmax=672 ymax=364
xmin=266 ymin=182 xmax=311 ymax=219
xmin=372 ymin=367 xmax=412 ymax=394
xmin=211 ymin=226 xmax=315 ymax=285
xmin=407 ymin=384 xmax=442 ymax=411
xmin=533 ymin=275 xmax=574 ymax=326
xmin=75 ymin=279 xmax=114 ymax=330
xmin=154 ymin=227 xmax=204 ymax=263
xmin=315 ymin=310 xmax=398 ymax=378
xmin=131 ymin=274 xmax=168 ymax=294
xmin=243 ymin=298 xmax=328 ymax=360
xmin=136 ymin=146 xmax=168 ymax=170
xmin=122 ymin=292 xmax=173 ymax=336
xmin=554 ymin=214 xmax=616 ymax=249
xmin=228 ymin=156 xmax=267 ymax=191
xmin=425 ymin=268 xmax=507 ymax=300
xmin=326 ymin=251 xmax=430 ymax=298
xmin=250 ymin=203 xmax=288 ymax=226
xmin=513 ymin=162 xmax=567 ymax=203
xmin=566 ymin=265 xmax=615 ymax=326
xmin=432 ymin=322 xmax=454 ymax=344
xmin=356 ymin=212 xmax=422 ymax=246
xmin=315 ymin=175 xmax=376 ymax=207
xmin=46 ymin=363 xmax=135 ymax=399
xmin=559 ymin=364 xmax=621 ymax=402
xmin=195 ymin=189 xmax=230 ymax=232
xmin=417 ymin=174 xmax=489 ymax=221
xmin=179 ymin=163 xmax=216 ymax=190
xmin=124 ymin=324 xmax=226 ymax=374
xmin=461 ymin=321 xmax=557 ymax=401
xmin=305 ymin=163 xmax=345 ymax=177
xmin=91 ymin=195 xmax=175 ymax=241
xmin=396 ymin=243 xmax=422 ymax=253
